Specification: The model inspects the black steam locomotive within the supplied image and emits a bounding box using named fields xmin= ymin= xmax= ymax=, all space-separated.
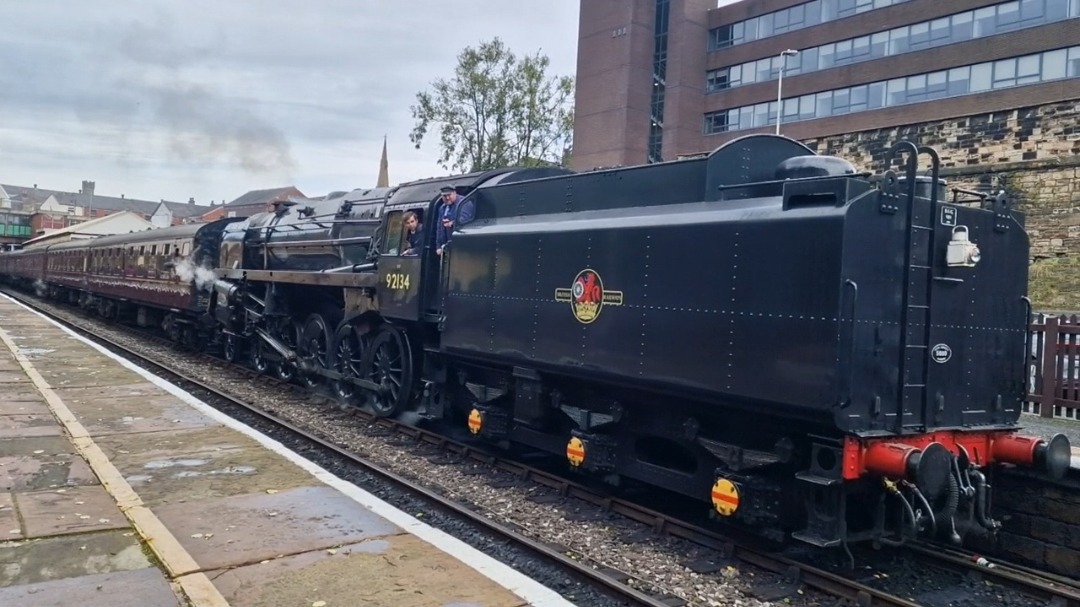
xmin=2 ymin=135 xmax=1070 ymax=552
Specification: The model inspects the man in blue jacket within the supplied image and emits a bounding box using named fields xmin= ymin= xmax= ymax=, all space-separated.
xmin=435 ymin=185 xmax=474 ymax=256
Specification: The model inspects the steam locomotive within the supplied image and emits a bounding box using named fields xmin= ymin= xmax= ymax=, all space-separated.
xmin=1 ymin=135 xmax=1070 ymax=552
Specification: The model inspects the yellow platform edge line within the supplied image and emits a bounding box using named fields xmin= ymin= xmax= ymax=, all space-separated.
xmin=0 ymin=323 xmax=231 ymax=607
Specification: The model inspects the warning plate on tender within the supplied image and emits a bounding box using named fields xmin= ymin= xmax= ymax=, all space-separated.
xmin=941 ymin=206 xmax=957 ymax=227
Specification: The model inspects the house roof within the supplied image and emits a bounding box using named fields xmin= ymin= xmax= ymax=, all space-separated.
xmin=21 ymin=211 xmax=154 ymax=248
xmin=154 ymin=201 xmax=213 ymax=218
xmin=224 ymin=186 xmax=304 ymax=208
xmin=0 ymin=184 xmax=62 ymax=213
xmin=0 ymin=183 xmax=213 ymax=217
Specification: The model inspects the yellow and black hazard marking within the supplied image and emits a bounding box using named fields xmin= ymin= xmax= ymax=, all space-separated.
xmin=566 ymin=437 xmax=586 ymax=467
xmin=467 ymin=409 xmax=482 ymax=435
xmin=711 ymin=478 xmax=740 ymax=517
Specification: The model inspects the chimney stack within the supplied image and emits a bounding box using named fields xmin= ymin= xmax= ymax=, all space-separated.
xmin=82 ymin=180 xmax=95 ymax=197
xmin=188 ymin=197 xmax=195 ymax=205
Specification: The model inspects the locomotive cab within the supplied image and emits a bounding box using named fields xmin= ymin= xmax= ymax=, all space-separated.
xmin=373 ymin=166 xmax=574 ymax=323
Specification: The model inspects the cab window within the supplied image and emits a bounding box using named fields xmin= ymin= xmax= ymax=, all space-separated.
xmin=381 ymin=209 xmax=425 ymax=257
xmin=382 ymin=212 xmax=405 ymax=256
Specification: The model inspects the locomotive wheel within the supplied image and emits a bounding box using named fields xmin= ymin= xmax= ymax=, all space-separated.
xmin=332 ymin=323 xmax=367 ymax=405
xmin=223 ymin=334 xmax=243 ymax=363
xmin=360 ymin=324 xmax=413 ymax=417
xmin=179 ymin=327 xmax=199 ymax=351
xmin=299 ymin=314 xmax=331 ymax=390
xmin=275 ymin=322 xmax=300 ymax=383
xmin=252 ymin=341 xmax=271 ymax=374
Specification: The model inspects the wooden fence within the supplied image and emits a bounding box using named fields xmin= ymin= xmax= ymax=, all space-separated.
xmin=1025 ymin=314 xmax=1080 ymax=421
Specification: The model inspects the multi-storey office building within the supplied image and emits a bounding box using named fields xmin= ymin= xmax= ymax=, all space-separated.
xmin=571 ymin=0 xmax=1080 ymax=170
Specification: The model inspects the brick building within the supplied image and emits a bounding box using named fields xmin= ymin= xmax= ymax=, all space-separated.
xmin=571 ymin=0 xmax=1080 ymax=308
xmin=572 ymin=0 xmax=1079 ymax=167
xmin=0 ymin=181 xmax=214 ymax=246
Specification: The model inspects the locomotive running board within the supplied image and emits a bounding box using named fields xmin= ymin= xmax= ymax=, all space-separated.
xmin=220 ymin=269 xmax=380 ymax=288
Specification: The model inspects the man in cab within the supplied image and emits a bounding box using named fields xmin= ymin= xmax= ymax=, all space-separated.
xmin=435 ymin=185 xmax=474 ymax=256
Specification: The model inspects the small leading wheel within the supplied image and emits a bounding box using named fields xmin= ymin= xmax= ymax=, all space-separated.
xmin=299 ymin=314 xmax=331 ymax=390
xmin=275 ymin=322 xmax=300 ymax=383
xmin=360 ymin=324 xmax=413 ymax=417
xmin=251 ymin=340 xmax=271 ymax=374
xmin=332 ymin=323 xmax=366 ymax=406
xmin=223 ymin=333 xmax=243 ymax=363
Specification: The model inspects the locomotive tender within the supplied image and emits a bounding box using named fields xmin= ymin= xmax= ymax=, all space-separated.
xmin=1 ymin=135 xmax=1070 ymax=552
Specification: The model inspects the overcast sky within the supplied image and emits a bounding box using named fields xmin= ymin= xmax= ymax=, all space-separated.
xmin=0 ymin=1 xmax=580 ymax=205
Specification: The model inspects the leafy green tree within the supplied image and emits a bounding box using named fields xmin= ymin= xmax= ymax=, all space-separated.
xmin=410 ymin=37 xmax=574 ymax=173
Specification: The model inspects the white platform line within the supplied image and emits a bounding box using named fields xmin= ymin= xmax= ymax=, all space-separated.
xmin=0 ymin=293 xmax=576 ymax=607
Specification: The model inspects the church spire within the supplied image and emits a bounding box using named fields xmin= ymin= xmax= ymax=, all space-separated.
xmin=376 ymin=135 xmax=389 ymax=188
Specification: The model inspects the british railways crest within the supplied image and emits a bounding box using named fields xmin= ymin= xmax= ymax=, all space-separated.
xmin=554 ymin=269 xmax=624 ymax=324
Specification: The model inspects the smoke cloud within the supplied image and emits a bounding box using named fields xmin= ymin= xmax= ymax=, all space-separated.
xmin=172 ymin=257 xmax=218 ymax=292
xmin=114 ymin=13 xmax=298 ymax=177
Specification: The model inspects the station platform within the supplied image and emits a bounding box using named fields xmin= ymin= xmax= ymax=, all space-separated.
xmin=0 ymin=294 xmax=574 ymax=607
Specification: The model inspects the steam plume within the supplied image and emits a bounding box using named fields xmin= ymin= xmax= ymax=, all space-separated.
xmin=172 ymin=257 xmax=218 ymax=292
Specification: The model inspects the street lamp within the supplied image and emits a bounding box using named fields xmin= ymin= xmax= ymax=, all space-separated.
xmin=775 ymin=49 xmax=799 ymax=135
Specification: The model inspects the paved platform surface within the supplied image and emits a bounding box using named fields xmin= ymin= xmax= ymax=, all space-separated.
xmin=0 ymin=295 xmax=574 ymax=607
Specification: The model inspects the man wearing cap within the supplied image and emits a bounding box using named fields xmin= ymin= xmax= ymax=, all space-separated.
xmin=435 ymin=185 xmax=474 ymax=256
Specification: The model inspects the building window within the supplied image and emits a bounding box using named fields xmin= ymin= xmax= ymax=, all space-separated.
xmin=706 ymin=68 xmax=732 ymax=92
xmin=708 ymin=0 xmax=1078 ymax=92
xmin=704 ymin=45 xmax=1080 ymax=135
xmin=704 ymin=111 xmax=729 ymax=134
xmin=709 ymin=24 xmax=734 ymax=50
xmin=648 ymin=0 xmax=670 ymax=163
xmin=708 ymin=0 xmax=910 ymax=51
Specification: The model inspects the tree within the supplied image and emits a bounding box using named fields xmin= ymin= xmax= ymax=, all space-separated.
xmin=410 ymin=37 xmax=574 ymax=173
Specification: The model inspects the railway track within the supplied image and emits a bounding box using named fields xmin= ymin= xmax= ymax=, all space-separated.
xmin=6 ymin=287 xmax=1079 ymax=607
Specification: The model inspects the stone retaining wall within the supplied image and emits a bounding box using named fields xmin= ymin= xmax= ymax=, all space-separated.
xmin=802 ymin=101 xmax=1080 ymax=310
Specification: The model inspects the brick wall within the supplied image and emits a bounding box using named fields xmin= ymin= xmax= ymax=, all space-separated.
xmin=801 ymin=101 xmax=1080 ymax=311
xmin=967 ymin=470 xmax=1080 ymax=577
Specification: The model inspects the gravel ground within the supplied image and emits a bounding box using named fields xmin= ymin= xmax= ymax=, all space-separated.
xmin=1015 ymin=412 xmax=1080 ymax=452
xmin=11 ymin=290 xmax=1065 ymax=607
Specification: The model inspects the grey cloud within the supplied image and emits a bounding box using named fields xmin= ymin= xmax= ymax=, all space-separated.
xmin=115 ymin=10 xmax=222 ymax=69
xmin=0 ymin=0 xmax=579 ymax=202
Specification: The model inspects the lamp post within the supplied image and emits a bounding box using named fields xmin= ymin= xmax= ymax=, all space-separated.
xmin=775 ymin=49 xmax=799 ymax=135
